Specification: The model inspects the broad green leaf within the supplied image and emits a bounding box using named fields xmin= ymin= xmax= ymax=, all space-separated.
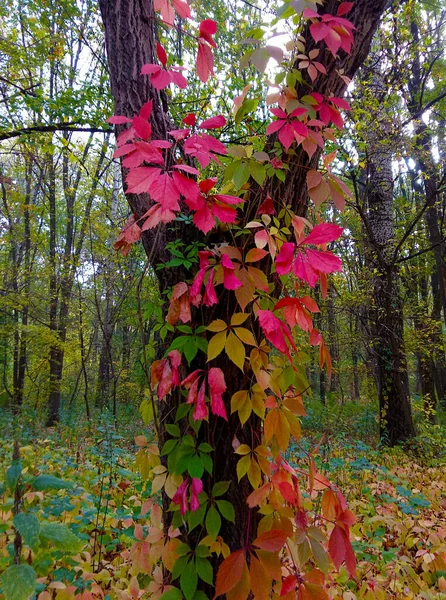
xmin=233 ymin=162 xmax=250 ymax=190
xmin=180 ymin=559 xmax=198 ymax=600
xmin=196 ymin=557 xmax=214 ymax=585
xmin=172 ymin=555 xmax=190 ymax=580
xmin=206 ymin=505 xmax=221 ymax=538
xmin=216 ymin=500 xmax=235 ymax=523
xmin=188 ymin=503 xmax=207 ymax=532
xmin=6 ymin=460 xmax=22 ymax=492
xmin=39 ymin=523 xmax=84 ymax=553
xmin=212 ymin=481 xmax=231 ymax=497
xmin=165 ymin=424 xmax=181 ymax=438
xmin=249 ymin=161 xmax=266 ymax=186
xmin=32 ymin=474 xmax=73 ymax=491
xmin=188 ymin=454 xmax=204 ymax=478
xmin=13 ymin=513 xmax=40 ymax=549
xmin=160 ymin=587 xmax=183 ymax=600
xmin=0 ymin=565 xmax=36 ymax=600
xmin=161 ymin=439 xmax=178 ymax=456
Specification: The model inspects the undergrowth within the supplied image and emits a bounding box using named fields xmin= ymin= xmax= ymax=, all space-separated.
xmin=0 ymin=402 xmax=445 ymax=600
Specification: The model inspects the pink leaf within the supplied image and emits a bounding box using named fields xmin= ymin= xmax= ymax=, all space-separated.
xmin=305 ymin=249 xmax=342 ymax=274
xmin=156 ymin=42 xmax=168 ymax=67
xmin=303 ymin=223 xmax=343 ymax=245
xmin=197 ymin=41 xmax=214 ymax=83
xmin=126 ymin=167 xmax=159 ymax=194
xmin=107 ymin=115 xmax=132 ymax=124
xmin=150 ymin=69 xmax=173 ymax=90
xmin=208 ymin=368 xmax=228 ymax=419
xmin=199 ymin=115 xmax=226 ymax=129
xmin=139 ymin=100 xmax=153 ymax=120
xmin=132 ymin=115 xmax=153 ymax=140
xmin=199 ymin=19 xmax=217 ymax=47
xmin=337 ymin=2 xmax=354 ymax=16
xmin=275 ymin=242 xmax=295 ymax=275
xmin=172 ymin=0 xmax=191 ymax=19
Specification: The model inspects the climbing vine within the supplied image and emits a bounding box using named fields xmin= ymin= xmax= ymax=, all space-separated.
xmin=110 ymin=1 xmax=357 ymax=598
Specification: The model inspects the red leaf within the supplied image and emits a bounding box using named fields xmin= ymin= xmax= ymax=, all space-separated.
xmin=197 ymin=41 xmax=214 ymax=83
xmin=303 ymin=223 xmax=343 ymax=246
xmin=199 ymin=115 xmax=226 ymax=129
xmin=253 ymin=529 xmax=288 ymax=552
xmin=183 ymin=113 xmax=196 ymax=126
xmin=156 ymin=42 xmax=168 ymax=67
xmin=172 ymin=0 xmax=191 ymax=19
xmin=139 ymin=100 xmax=153 ymax=120
xmin=132 ymin=115 xmax=152 ymax=140
xmin=199 ymin=19 xmax=217 ymax=47
xmin=126 ymin=166 xmax=159 ymax=194
xmin=305 ymin=249 xmax=342 ymax=274
xmin=208 ymin=367 xmax=228 ymax=420
xmin=275 ymin=242 xmax=295 ymax=275
xmin=215 ymin=550 xmax=246 ymax=597
xmin=281 ymin=575 xmax=297 ymax=596
xmin=107 ymin=115 xmax=131 ymax=124
xmin=337 ymin=2 xmax=354 ymax=16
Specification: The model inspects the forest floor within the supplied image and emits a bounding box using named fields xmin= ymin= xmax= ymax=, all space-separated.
xmin=0 ymin=400 xmax=445 ymax=600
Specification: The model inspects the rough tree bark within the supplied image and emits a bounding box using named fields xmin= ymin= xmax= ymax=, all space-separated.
xmin=99 ymin=0 xmax=390 ymax=554
xmin=363 ymin=66 xmax=416 ymax=445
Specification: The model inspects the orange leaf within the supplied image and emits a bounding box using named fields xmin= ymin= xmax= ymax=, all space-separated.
xmin=249 ymin=555 xmax=272 ymax=600
xmin=253 ymin=529 xmax=288 ymax=552
xmin=235 ymin=267 xmax=256 ymax=311
xmin=227 ymin=558 xmax=250 ymax=600
xmin=215 ymin=549 xmax=247 ymax=597
xmin=246 ymin=248 xmax=268 ymax=262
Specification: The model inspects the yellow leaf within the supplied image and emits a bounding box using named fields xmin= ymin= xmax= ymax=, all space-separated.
xmin=226 ymin=331 xmax=246 ymax=371
xmin=283 ymin=410 xmax=301 ymax=440
xmin=235 ymin=443 xmax=251 ymax=455
xmin=251 ymin=387 xmax=266 ymax=419
xmin=247 ymin=458 xmax=261 ymax=489
xmin=235 ymin=327 xmax=257 ymax=346
xmin=207 ymin=319 xmax=228 ymax=332
xmin=208 ymin=330 xmax=227 ymax=361
xmin=238 ymin=395 xmax=252 ymax=425
xmin=231 ymin=390 xmax=249 ymax=413
xmin=231 ymin=313 xmax=249 ymax=326
xmin=237 ymin=454 xmax=251 ymax=480
xmin=276 ymin=410 xmax=291 ymax=451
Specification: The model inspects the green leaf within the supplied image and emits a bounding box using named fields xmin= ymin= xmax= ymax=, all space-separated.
xmin=172 ymin=555 xmax=190 ymax=580
xmin=212 ymin=481 xmax=230 ymax=497
xmin=13 ymin=513 xmax=40 ymax=549
xmin=176 ymin=543 xmax=192 ymax=556
xmin=165 ymin=424 xmax=181 ymax=438
xmin=216 ymin=500 xmax=235 ymax=523
xmin=196 ymin=557 xmax=214 ymax=585
xmin=32 ymin=474 xmax=73 ymax=491
xmin=39 ymin=523 xmax=84 ymax=553
xmin=161 ymin=439 xmax=178 ymax=456
xmin=193 ymin=593 xmax=209 ymax=600
xmin=183 ymin=338 xmax=198 ymax=364
xmin=249 ymin=161 xmax=266 ymax=186
xmin=310 ymin=537 xmax=328 ymax=574
xmin=201 ymin=453 xmax=213 ymax=475
xmin=176 ymin=403 xmax=191 ymax=421
xmin=205 ymin=505 xmax=221 ymax=538
xmin=6 ymin=460 xmax=22 ymax=492
xmin=195 ymin=544 xmax=210 ymax=557
xmin=188 ymin=455 xmax=204 ymax=479
xmin=160 ymin=587 xmax=183 ymax=600
xmin=0 ymin=565 xmax=36 ymax=600
xmin=233 ymin=162 xmax=250 ymax=190
xmin=180 ymin=560 xmax=198 ymax=600
xmin=198 ymin=443 xmax=213 ymax=453
xmin=188 ymin=503 xmax=207 ymax=532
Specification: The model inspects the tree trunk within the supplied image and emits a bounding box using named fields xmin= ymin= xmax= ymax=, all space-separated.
xmin=365 ymin=67 xmax=416 ymax=445
xmin=99 ymin=0 xmax=391 ymax=569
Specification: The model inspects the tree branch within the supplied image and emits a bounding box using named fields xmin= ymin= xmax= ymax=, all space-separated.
xmin=0 ymin=123 xmax=111 ymax=141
